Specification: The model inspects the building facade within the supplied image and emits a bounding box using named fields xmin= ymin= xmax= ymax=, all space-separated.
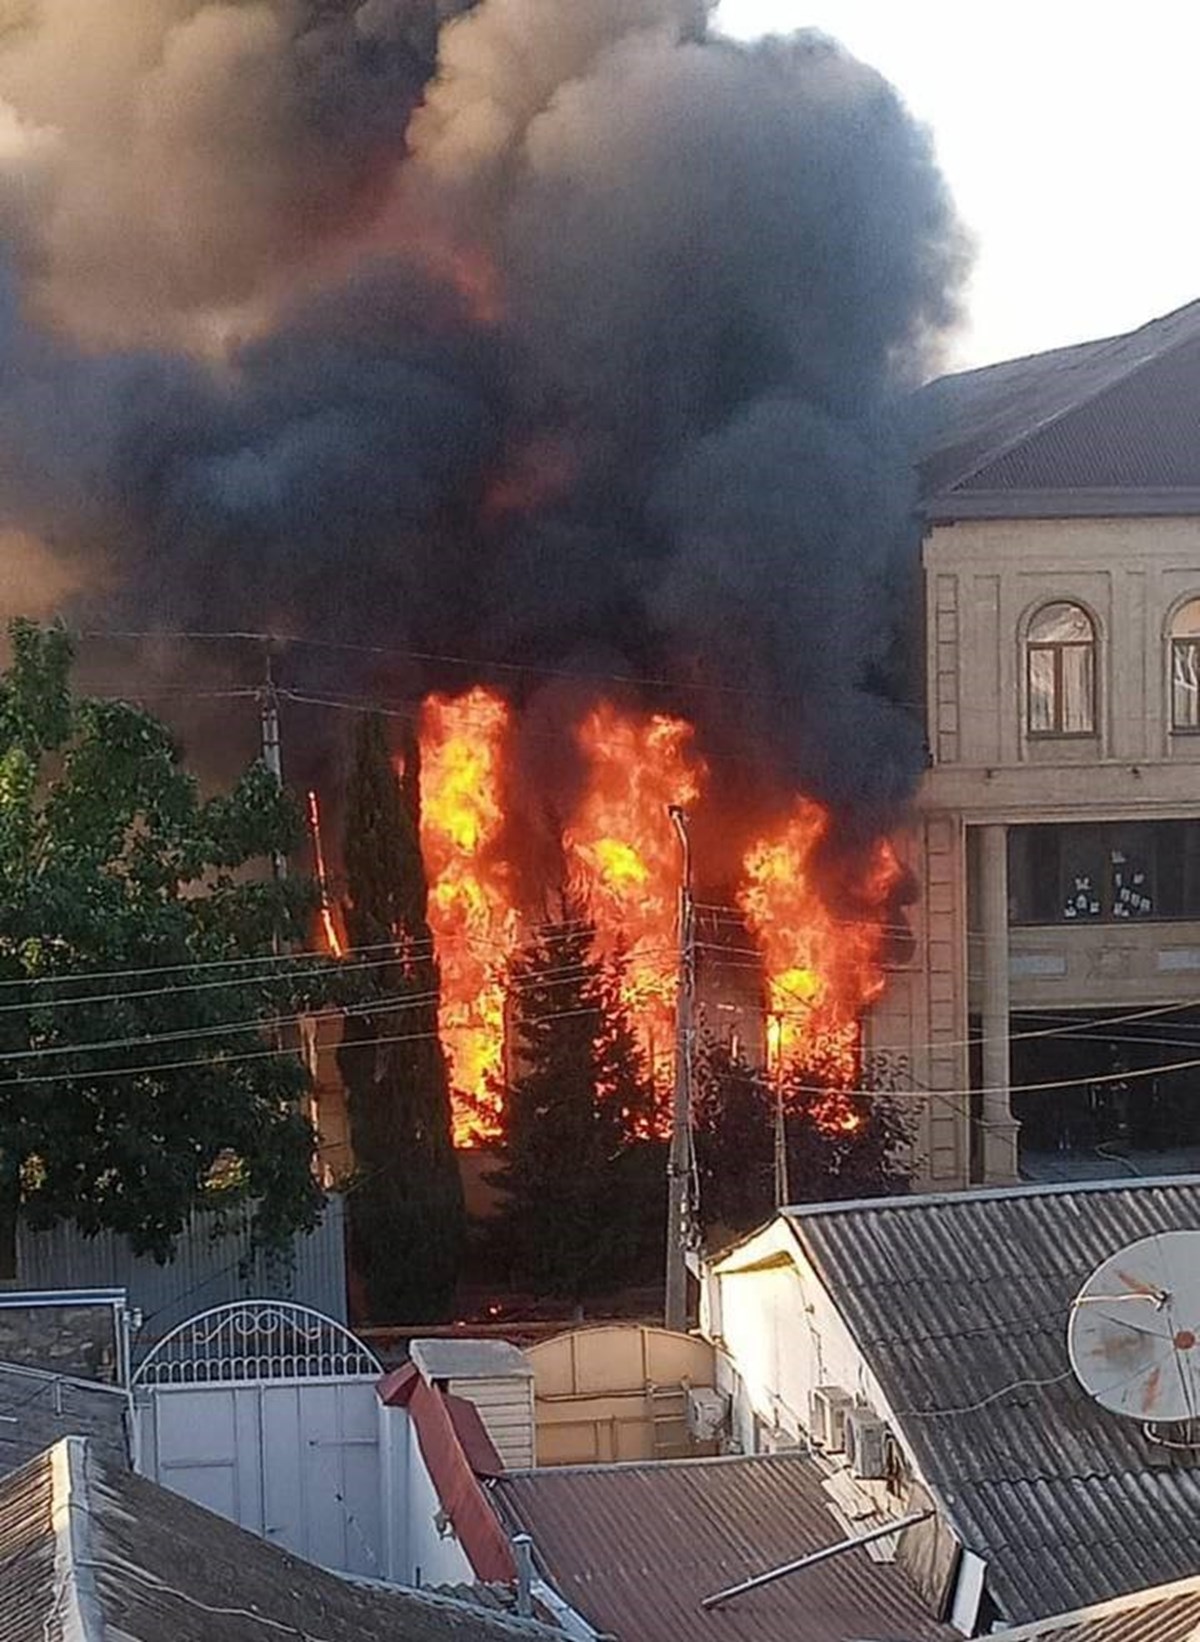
xmin=871 ymin=301 xmax=1200 ymax=1188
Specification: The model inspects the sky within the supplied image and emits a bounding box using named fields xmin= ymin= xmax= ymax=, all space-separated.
xmin=716 ymin=0 xmax=1200 ymax=371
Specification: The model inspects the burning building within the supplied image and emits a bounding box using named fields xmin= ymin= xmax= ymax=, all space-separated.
xmin=0 ymin=3 xmax=967 ymax=1166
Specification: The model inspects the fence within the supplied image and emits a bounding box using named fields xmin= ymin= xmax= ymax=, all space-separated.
xmin=14 ymin=1194 xmax=348 ymax=1353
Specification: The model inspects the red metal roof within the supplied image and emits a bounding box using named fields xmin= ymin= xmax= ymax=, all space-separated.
xmin=493 ymin=1453 xmax=953 ymax=1642
xmin=378 ymin=1365 xmax=514 ymax=1584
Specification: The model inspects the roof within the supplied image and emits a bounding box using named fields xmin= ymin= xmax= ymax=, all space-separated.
xmin=492 ymin=1452 xmax=953 ymax=1642
xmin=378 ymin=1364 xmax=514 ymax=1582
xmin=1 ymin=1437 xmax=558 ymax=1642
xmin=781 ymin=1174 xmax=1200 ymax=1625
xmin=0 ymin=1359 xmax=129 ymax=1478
xmin=410 ymin=1339 xmax=534 ymax=1381
xmin=915 ymin=298 xmax=1200 ymax=517
xmin=991 ymin=1574 xmax=1200 ymax=1642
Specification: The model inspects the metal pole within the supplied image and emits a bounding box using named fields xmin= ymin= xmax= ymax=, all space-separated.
xmin=665 ymin=804 xmax=694 ymax=1334
xmin=700 ymin=1510 xmax=933 ymax=1610
xmin=259 ymin=653 xmax=287 ymax=883
xmin=512 ymin=1534 xmax=535 ymax=1618
xmin=769 ymin=1013 xmax=789 ymax=1209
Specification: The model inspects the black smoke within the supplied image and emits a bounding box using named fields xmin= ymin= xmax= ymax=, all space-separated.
xmin=0 ymin=0 xmax=965 ymax=852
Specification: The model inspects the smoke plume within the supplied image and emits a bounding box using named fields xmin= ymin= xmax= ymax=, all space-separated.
xmin=0 ymin=0 xmax=965 ymax=844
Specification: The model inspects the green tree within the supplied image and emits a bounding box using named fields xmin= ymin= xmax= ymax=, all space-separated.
xmin=336 ymin=712 xmax=463 ymax=1323
xmin=493 ymin=906 xmax=661 ymax=1301
xmin=0 ymin=620 xmax=327 ymax=1265
xmin=692 ymin=1036 xmax=911 ymax=1242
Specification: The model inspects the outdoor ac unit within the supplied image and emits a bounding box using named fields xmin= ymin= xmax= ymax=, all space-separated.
xmin=809 ymin=1385 xmax=855 ymax=1452
xmin=844 ymin=1409 xmax=888 ymax=1480
xmin=686 ymin=1387 xmax=730 ymax=1442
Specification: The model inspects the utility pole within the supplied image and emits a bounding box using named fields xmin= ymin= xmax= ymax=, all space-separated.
xmin=665 ymin=804 xmax=695 ymax=1334
xmin=259 ymin=651 xmax=287 ymax=883
xmin=769 ymin=1014 xmax=790 ymax=1209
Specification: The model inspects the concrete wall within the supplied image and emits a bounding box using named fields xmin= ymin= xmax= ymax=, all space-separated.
xmin=864 ymin=816 xmax=969 ymax=1192
xmin=923 ymin=516 xmax=1200 ymax=807
xmin=894 ymin=516 xmax=1200 ymax=1186
xmin=378 ymin=1400 xmax=475 ymax=1589
xmin=702 ymin=1219 xmax=898 ymax=1451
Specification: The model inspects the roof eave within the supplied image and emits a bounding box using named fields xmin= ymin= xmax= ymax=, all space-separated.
xmin=922 ymin=486 xmax=1200 ymax=523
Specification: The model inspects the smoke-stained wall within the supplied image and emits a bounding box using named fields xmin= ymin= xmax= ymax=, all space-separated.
xmin=0 ymin=0 xmax=966 ymax=848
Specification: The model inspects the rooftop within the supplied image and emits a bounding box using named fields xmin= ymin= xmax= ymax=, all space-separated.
xmin=992 ymin=1573 xmax=1200 ymax=1642
xmin=492 ymin=1451 xmax=953 ymax=1642
xmin=410 ymin=1339 xmax=534 ymax=1382
xmin=0 ymin=1359 xmax=129 ymax=1479
xmin=0 ymin=1437 xmax=559 ymax=1642
xmin=780 ymin=1174 xmax=1200 ymax=1625
xmin=915 ymin=297 xmax=1200 ymax=518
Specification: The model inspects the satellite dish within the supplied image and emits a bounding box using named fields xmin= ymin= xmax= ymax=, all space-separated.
xmin=1068 ymin=1230 xmax=1200 ymax=1423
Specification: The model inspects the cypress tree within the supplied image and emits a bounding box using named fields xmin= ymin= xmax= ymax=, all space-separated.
xmin=493 ymin=904 xmax=660 ymax=1301
xmin=337 ymin=712 xmax=464 ymax=1322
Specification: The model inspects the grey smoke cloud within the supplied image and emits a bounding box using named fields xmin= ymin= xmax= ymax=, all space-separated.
xmin=0 ymin=0 xmax=966 ymax=838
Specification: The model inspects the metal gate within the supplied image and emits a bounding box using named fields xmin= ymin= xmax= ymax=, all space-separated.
xmin=133 ymin=1300 xmax=384 ymax=1577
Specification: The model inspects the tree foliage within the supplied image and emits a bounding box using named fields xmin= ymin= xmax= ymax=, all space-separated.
xmin=692 ymin=1035 xmax=911 ymax=1242
xmin=0 ymin=620 xmax=328 ymax=1261
xmin=336 ymin=712 xmax=464 ymax=1324
xmin=492 ymin=906 xmax=662 ymax=1301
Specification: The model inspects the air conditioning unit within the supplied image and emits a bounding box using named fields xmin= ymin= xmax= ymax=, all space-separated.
xmin=686 ymin=1387 xmax=730 ymax=1442
xmin=809 ymin=1385 xmax=855 ymax=1452
xmin=844 ymin=1409 xmax=888 ymax=1480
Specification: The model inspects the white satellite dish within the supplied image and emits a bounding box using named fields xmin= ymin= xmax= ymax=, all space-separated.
xmin=1068 ymin=1230 xmax=1200 ymax=1423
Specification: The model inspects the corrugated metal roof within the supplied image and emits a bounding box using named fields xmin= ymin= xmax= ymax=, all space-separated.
xmin=493 ymin=1452 xmax=953 ymax=1642
xmin=0 ymin=1447 xmax=57 ymax=1642
xmin=993 ymin=1574 xmax=1200 ymax=1642
xmin=0 ymin=1359 xmax=129 ymax=1480
xmin=914 ymin=297 xmax=1200 ymax=510
xmin=0 ymin=1436 xmax=560 ymax=1641
xmin=785 ymin=1175 xmax=1200 ymax=1626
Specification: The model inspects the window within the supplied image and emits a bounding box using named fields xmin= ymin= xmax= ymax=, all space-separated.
xmin=1008 ymin=821 xmax=1200 ymax=924
xmin=1026 ymin=602 xmax=1096 ymax=735
xmin=1171 ymin=599 xmax=1200 ymax=731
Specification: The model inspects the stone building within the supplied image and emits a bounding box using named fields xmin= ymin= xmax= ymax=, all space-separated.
xmin=872 ymin=299 xmax=1200 ymax=1188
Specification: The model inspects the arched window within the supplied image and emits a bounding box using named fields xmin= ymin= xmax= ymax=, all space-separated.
xmin=1026 ymin=602 xmax=1096 ymax=736
xmin=1171 ymin=599 xmax=1200 ymax=731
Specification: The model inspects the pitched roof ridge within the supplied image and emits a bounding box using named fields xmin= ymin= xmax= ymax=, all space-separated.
xmin=941 ymin=299 xmax=1200 ymax=495
xmin=50 ymin=1436 xmax=105 ymax=1642
xmin=782 ymin=1171 xmax=1200 ymax=1221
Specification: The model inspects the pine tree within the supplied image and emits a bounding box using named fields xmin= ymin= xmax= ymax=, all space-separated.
xmin=692 ymin=1035 xmax=912 ymax=1242
xmin=493 ymin=905 xmax=661 ymax=1301
xmin=337 ymin=712 xmax=464 ymax=1323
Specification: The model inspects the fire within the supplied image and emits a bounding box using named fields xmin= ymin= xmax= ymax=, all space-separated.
xmin=739 ymin=799 xmax=901 ymax=1133
xmin=566 ymin=706 xmax=707 ymax=1096
xmin=307 ymin=789 xmax=345 ymax=959
xmin=418 ymin=688 xmax=519 ymax=1144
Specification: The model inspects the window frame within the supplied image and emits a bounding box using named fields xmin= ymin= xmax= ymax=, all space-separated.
xmin=1169 ymin=598 xmax=1200 ymax=735
xmin=1024 ymin=602 xmax=1097 ymax=739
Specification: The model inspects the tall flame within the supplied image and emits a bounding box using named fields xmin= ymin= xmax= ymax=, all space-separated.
xmin=739 ymin=799 xmax=901 ymax=1132
xmin=566 ymin=706 xmax=707 ymax=1097
xmin=307 ymin=788 xmax=345 ymax=959
xmin=419 ymin=687 xmax=518 ymax=1144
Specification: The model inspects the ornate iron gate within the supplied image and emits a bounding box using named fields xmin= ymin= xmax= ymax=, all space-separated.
xmin=133 ymin=1301 xmax=385 ymax=1576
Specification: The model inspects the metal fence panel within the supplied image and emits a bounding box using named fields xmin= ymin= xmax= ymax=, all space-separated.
xmin=15 ymin=1195 xmax=347 ymax=1352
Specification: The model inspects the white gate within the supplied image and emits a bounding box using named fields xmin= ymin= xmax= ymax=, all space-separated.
xmin=133 ymin=1300 xmax=384 ymax=1577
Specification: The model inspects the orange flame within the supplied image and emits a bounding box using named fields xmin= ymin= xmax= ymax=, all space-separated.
xmin=739 ymin=799 xmax=901 ymax=1133
xmin=566 ymin=706 xmax=707 ymax=1100
xmin=419 ymin=688 xmax=519 ymax=1145
xmin=307 ymin=789 xmax=345 ymax=959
